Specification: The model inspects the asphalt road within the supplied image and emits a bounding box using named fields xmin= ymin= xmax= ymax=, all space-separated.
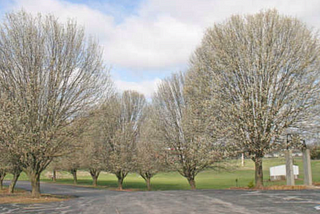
xmin=1 ymin=181 xmax=320 ymax=213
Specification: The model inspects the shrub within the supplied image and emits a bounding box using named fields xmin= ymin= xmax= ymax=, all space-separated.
xmin=247 ymin=180 xmax=255 ymax=189
xmin=310 ymin=145 xmax=320 ymax=160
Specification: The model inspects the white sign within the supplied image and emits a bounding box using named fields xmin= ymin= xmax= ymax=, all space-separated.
xmin=270 ymin=165 xmax=299 ymax=181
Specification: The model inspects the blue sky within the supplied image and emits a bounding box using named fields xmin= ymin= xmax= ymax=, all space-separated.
xmin=0 ymin=0 xmax=320 ymax=98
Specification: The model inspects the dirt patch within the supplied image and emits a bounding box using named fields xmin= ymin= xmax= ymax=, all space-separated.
xmin=0 ymin=188 xmax=73 ymax=204
xmin=0 ymin=188 xmax=25 ymax=194
xmin=261 ymin=185 xmax=307 ymax=190
xmin=230 ymin=185 xmax=307 ymax=190
xmin=41 ymin=182 xmax=142 ymax=192
xmin=108 ymin=188 xmax=141 ymax=192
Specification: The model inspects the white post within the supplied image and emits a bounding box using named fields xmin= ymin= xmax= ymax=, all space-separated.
xmin=241 ymin=153 xmax=245 ymax=167
xmin=285 ymin=150 xmax=295 ymax=186
xmin=302 ymin=149 xmax=313 ymax=186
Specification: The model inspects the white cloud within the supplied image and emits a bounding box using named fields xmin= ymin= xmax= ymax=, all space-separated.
xmin=104 ymin=15 xmax=202 ymax=70
xmin=5 ymin=0 xmax=320 ymax=96
xmin=115 ymin=78 xmax=162 ymax=99
xmin=11 ymin=0 xmax=115 ymax=37
xmin=139 ymin=0 xmax=320 ymax=26
xmin=8 ymin=0 xmax=320 ymax=72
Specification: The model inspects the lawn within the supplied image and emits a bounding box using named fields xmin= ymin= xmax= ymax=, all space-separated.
xmin=4 ymin=157 xmax=320 ymax=191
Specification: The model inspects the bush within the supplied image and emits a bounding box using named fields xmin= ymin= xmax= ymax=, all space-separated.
xmin=310 ymin=145 xmax=320 ymax=160
xmin=247 ymin=180 xmax=255 ymax=189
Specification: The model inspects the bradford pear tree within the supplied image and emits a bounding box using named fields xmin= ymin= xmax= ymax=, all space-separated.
xmin=6 ymin=157 xmax=23 ymax=194
xmin=0 ymin=95 xmax=23 ymax=193
xmin=135 ymin=105 xmax=165 ymax=191
xmin=47 ymin=118 xmax=86 ymax=183
xmin=0 ymin=151 xmax=8 ymax=190
xmin=0 ymin=11 xmax=109 ymax=197
xmin=80 ymin=109 xmax=107 ymax=187
xmin=153 ymin=72 xmax=222 ymax=190
xmin=61 ymin=151 xmax=82 ymax=185
xmin=0 ymin=137 xmax=21 ymax=194
xmin=104 ymin=91 xmax=146 ymax=190
xmin=190 ymin=9 xmax=320 ymax=187
xmin=49 ymin=142 xmax=83 ymax=184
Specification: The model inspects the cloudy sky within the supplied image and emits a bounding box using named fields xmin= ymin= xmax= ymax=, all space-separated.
xmin=0 ymin=0 xmax=319 ymax=98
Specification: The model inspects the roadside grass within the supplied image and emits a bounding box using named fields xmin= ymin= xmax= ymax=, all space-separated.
xmin=4 ymin=157 xmax=320 ymax=191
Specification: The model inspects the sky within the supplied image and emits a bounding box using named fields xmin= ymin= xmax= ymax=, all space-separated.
xmin=0 ymin=0 xmax=320 ymax=98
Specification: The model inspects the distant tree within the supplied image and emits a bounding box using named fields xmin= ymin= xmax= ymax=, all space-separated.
xmin=310 ymin=144 xmax=320 ymax=160
xmin=0 ymin=11 xmax=109 ymax=197
xmin=153 ymin=72 xmax=222 ymax=190
xmin=83 ymin=135 xmax=105 ymax=187
xmin=79 ymin=109 xmax=107 ymax=187
xmin=47 ymin=158 xmax=62 ymax=182
xmin=49 ymin=149 xmax=82 ymax=184
xmin=104 ymin=91 xmax=146 ymax=190
xmin=48 ymin=143 xmax=82 ymax=184
xmin=135 ymin=106 xmax=165 ymax=191
xmin=60 ymin=118 xmax=90 ymax=185
xmin=190 ymin=9 xmax=320 ymax=188
xmin=63 ymin=153 xmax=82 ymax=185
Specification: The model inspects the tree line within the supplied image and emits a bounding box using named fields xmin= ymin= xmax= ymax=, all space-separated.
xmin=1 ymin=9 xmax=320 ymax=197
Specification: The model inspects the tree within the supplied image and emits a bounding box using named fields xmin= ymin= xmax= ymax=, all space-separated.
xmin=7 ymin=162 xmax=22 ymax=194
xmin=63 ymin=153 xmax=82 ymax=185
xmin=135 ymin=106 xmax=165 ymax=191
xmin=46 ymin=117 xmax=87 ymax=184
xmin=190 ymin=9 xmax=320 ymax=188
xmin=0 ymin=11 xmax=109 ymax=197
xmin=47 ymin=158 xmax=62 ymax=182
xmin=0 ymin=106 xmax=22 ymax=193
xmin=50 ymin=152 xmax=81 ymax=184
xmin=310 ymin=143 xmax=320 ymax=160
xmin=0 ymin=95 xmax=20 ymax=191
xmin=0 ymin=146 xmax=21 ymax=194
xmin=0 ymin=153 xmax=8 ymax=190
xmin=104 ymin=91 xmax=146 ymax=190
xmin=153 ymin=72 xmax=222 ymax=190
xmin=81 ymin=115 xmax=106 ymax=187
xmin=64 ymin=117 xmax=95 ymax=185
xmin=0 ymin=169 xmax=5 ymax=190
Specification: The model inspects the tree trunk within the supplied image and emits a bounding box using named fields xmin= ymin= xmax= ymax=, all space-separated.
xmin=70 ymin=169 xmax=77 ymax=184
xmin=140 ymin=172 xmax=153 ymax=191
xmin=146 ymin=177 xmax=151 ymax=191
xmin=117 ymin=177 xmax=124 ymax=190
xmin=8 ymin=171 xmax=21 ymax=194
xmin=188 ymin=178 xmax=196 ymax=190
xmin=254 ymin=157 xmax=263 ymax=188
xmin=93 ymin=176 xmax=98 ymax=187
xmin=0 ymin=172 xmax=6 ymax=190
xmin=89 ymin=169 xmax=100 ymax=187
xmin=29 ymin=172 xmax=41 ymax=198
xmin=52 ymin=169 xmax=57 ymax=182
xmin=115 ymin=171 xmax=128 ymax=190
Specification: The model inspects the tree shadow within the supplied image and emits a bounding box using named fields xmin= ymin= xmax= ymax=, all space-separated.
xmin=42 ymin=178 xmax=190 ymax=191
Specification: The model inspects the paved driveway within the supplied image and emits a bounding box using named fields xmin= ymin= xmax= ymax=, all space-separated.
xmin=1 ymin=181 xmax=320 ymax=213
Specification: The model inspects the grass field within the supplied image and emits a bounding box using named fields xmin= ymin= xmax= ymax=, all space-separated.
xmin=4 ymin=157 xmax=320 ymax=190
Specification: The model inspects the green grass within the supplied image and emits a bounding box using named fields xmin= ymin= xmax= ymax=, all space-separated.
xmin=4 ymin=157 xmax=320 ymax=190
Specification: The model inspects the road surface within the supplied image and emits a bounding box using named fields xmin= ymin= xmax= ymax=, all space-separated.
xmin=1 ymin=181 xmax=320 ymax=213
